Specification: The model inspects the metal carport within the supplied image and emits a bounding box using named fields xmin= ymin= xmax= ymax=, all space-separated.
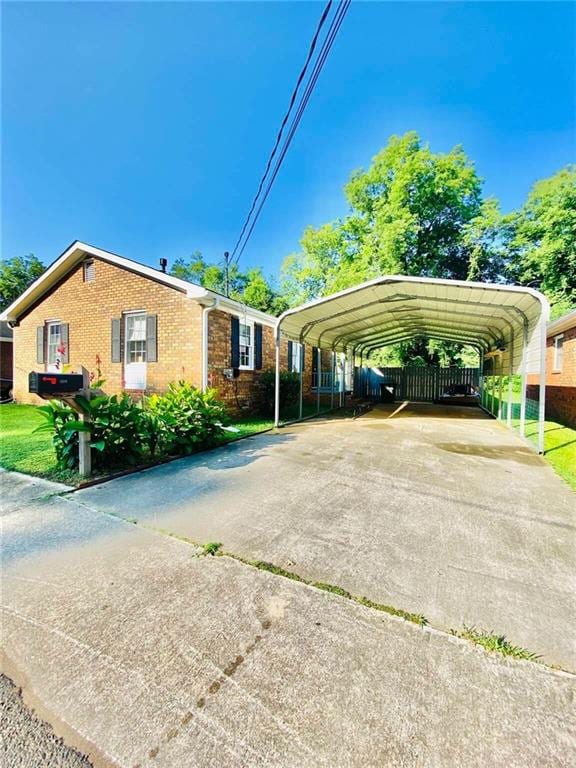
xmin=273 ymin=275 xmax=549 ymax=452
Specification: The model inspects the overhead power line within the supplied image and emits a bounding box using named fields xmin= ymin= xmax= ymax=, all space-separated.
xmin=230 ymin=0 xmax=351 ymax=267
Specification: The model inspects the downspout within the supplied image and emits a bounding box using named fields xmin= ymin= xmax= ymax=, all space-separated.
xmin=274 ymin=319 xmax=282 ymax=428
xmin=201 ymin=297 xmax=219 ymax=392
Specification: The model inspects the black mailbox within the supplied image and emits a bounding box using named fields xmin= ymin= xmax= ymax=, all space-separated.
xmin=29 ymin=371 xmax=85 ymax=395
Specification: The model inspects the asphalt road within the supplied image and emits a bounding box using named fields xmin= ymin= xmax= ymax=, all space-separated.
xmin=0 ymin=674 xmax=93 ymax=768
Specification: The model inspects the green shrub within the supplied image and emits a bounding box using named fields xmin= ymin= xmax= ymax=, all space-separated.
xmin=36 ymin=393 xmax=147 ymax=471
xmin=146 ymin=382 xmax=226 ymax=456
xmin=35 ymin=382 xmax=226 ymax=472
xmin=259 ymin=369 xmax=300 ymax=415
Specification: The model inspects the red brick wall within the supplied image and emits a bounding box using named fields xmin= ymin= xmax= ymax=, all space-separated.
xmin=206 ymin=309 xmax=288 ymax=414
xmin=527 ymin=325 xmax=576 ymax=427
xmin=12 ymin=255 xmax=338 ymax=417
xmin=13 ymin=257 xmax=203 ymax=403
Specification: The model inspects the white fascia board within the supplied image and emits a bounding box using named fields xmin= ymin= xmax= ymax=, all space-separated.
xmin=548 ymin=308 xmax=576 ymax=336
xmin=207 ymin=293 xmax=277 ymax=327
xmin=0 ymin=240 xmax=209 ymax=322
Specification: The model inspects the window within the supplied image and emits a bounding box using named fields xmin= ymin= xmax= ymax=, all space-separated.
xmin=46 ymin=322 xmax=62 ymax=365
xmin=83 ymin=260 xmax=95 ymax=282
xmin=239 ymin=321 xmax=253 ymax=369
xmin=125 ymin=313 xmax=147 ymax=363
xmin=553 ymin=335 xmax=564 ymax=372
xmin=290 ymin=342 xmax=302 ymax=372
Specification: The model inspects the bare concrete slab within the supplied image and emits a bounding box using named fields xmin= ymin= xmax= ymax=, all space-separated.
xmin=76 ymin=404 xmax=576 ymax=668
xmin=2 ymin=495 xmax=575 ymax=768
xmin=0 ymin=468 xmax=71 ymax=515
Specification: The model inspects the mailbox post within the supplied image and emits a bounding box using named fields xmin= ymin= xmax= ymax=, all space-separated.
xmin=29 ymin=366 xmax=92 ymax=478
xmin=76 ymin=367 xmax=91 ymax=479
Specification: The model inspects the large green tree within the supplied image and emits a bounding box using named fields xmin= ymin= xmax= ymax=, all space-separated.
xmin=170 ymin=252 xmax=287 ymax=315
xmin=281 ymin=132 xmax=486 ymax=305
xmin=0 ymin=254 xmax=45 ymax=312
xmin=505 ymin=165 xmax=576 ymax=318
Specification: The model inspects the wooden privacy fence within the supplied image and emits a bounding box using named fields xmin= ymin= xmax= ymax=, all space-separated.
xmin=355 ymin=366 xmax=480 ymax=402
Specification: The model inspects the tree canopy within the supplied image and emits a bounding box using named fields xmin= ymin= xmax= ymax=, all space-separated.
xmin=0 ymin=254 xmax=45 ymax=312
xmin=170 ymin=252 xmax=287 ymax=315
xmin=280 ymin=132 xmax=575 ymax=362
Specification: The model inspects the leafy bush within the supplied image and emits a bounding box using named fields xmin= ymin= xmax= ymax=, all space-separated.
xmin=146 ymin=382 xmax=226 ymax=456
xmin=36 ymin=393 xmax=147 ymax=471
xmin=35 ymin=381 xmax=227 ymax=472
xmin=259 ymin=369 xmax=300 ymax=415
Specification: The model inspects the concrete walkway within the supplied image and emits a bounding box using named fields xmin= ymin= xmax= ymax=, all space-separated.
xmin=1 ymin=406 xmax=575 ymax=766
xmin=77 ymin=404 xmax=576 ymax=668
xmin=2 ymin=490 xmax=575 ymax=767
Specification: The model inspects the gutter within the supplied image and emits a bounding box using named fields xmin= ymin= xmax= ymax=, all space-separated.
xmin=201 ymin=297 xmax=219 ymax=391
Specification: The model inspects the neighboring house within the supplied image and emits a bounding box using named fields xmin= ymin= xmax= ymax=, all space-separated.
xmin=0 ymin=241 xmax=322 ymax=413
xmin=0 ymin=321 xmax=14 ymax=399
xmin=527 ymin=308 xmax=576 ymax=427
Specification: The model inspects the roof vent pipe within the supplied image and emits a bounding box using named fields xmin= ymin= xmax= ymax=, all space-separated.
xmin=159 ymin=257 xmax=168 ymax=273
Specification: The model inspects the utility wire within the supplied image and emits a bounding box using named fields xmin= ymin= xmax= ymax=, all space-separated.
xmin=232 ymin=0 xmax=350 ymax=267
xmin=230 ymin=0 xmax=350 ymax=267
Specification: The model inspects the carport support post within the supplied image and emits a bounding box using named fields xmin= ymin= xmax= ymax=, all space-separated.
xmin=298 ymin=343 xmax=303 ymax=421
xmin=537 ymin=315 xmax=547 ymax=454
xmin=331 ymin=350 xmax=335 ymax=410
xmin=316 ymin=346 xmax=321 ymax=414
xmin=498 ymin=354 xmax=504 ymax=420
xmin=519 ymin=323 xmax=528 ymax=438
xmin=274 ymin=325 xmax=281 ymax=428
xmin=479 ymin=349 xmax=484 ymax=408
xmin=507 ymin=334 xmax=514 ymax=427
xmin=78 ymin=366 xmax=91 ymax=479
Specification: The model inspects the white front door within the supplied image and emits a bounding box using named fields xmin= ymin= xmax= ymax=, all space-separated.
xmin=124 ymin=312 xmax=147 ymax=390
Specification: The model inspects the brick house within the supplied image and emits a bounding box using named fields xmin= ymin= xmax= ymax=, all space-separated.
xmin=527 ymin=307 xmax=576 ymax=427
xmin=0 ymin=241 xmax=328 ymax=413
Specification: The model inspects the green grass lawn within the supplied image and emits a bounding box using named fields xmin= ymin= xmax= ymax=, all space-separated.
xmin=0 ymin=403 xmax=78 ymax=484
xmin=523 ymin=419 xmax=576 ymax=491
xmin=0 ymin=401 xmax=331 ymax=485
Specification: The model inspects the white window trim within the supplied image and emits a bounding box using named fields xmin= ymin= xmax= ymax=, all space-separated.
xmin=46 ymin=320 xmax=62 ymax=368
xmin=290 ymin=341 xmax=303 ymax=373
xmin=238 ymin=318 xmax=254 ymax=371
xmin=124 ymin=310 xmax=147 ymax=367
xmin=552 ymin=333 xmax=564 ymax=372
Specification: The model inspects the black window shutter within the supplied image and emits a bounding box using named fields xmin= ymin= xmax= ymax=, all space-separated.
xmin=146 ymin=315 xmax=158 ymax=362
xmin=300 ymin=343 xmax=305 ymax=371
xmin=254 ymin=323 xmax=263 ymax=370
xmin=312 ymin=346 xmax=318 ymax=373
xmin=111 ymin=318 xmax=121 ymax=363
xmin=60 ymin=323 xmax=69 ymax=364
xmin=231 ymin=316 xmax=240 ymax=368
xmin=287 ymin=340 xmax=293 ymax=371
xmin=36 ymin=326 xmax=45 ymax=364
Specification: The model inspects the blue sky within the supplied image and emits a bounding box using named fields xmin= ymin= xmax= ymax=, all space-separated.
xmin=3 ymin=1 xmax=575 ymax=278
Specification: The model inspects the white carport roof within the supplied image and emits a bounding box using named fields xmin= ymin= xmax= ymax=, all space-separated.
xmin=278 ymin=275 xmax=549 ymax=376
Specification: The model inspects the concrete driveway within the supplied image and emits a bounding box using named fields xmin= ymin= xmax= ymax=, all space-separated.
xmin=77 ymin=403 xmax=576 ymax=668
xmin=2 ymin=405 xmax=575 ymax=766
